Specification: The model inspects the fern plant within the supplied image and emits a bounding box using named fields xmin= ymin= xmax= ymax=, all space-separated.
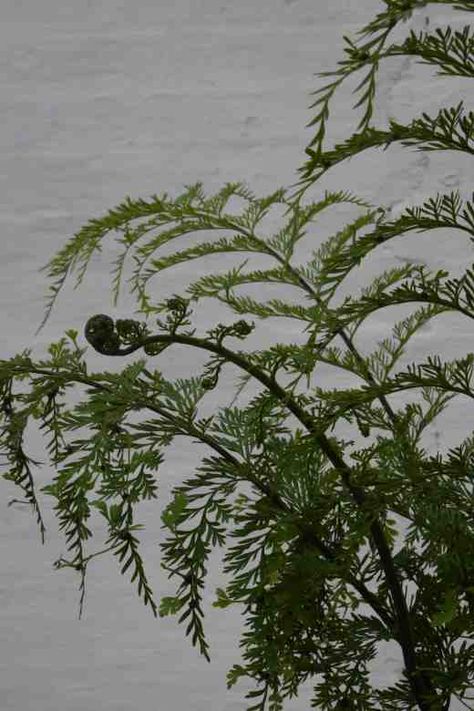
xmin=1 ymin=1 xmax=473 ymax=709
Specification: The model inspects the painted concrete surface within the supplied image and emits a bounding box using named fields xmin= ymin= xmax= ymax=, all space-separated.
xmin=1 ymin=1 xmax=472 ymax=709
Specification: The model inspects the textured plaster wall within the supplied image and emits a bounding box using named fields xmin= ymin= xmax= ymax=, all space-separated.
xmin=1 ymin=1 xmax=472 ymax=709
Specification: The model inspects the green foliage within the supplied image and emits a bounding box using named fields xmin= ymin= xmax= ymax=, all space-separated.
xmin=1 ymin=1 xmax=473 ymax=710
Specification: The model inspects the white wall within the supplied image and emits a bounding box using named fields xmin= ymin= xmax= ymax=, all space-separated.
xmin=1 ymin=1 xmax=472 ymax=709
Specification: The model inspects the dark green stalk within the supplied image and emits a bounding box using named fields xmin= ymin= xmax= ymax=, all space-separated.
xmin=8 ymin=361 xmax=394 ymax=632
xmin=102 ymin=328 xmax=442 ymax=709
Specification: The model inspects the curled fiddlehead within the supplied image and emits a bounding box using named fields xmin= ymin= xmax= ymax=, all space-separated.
xmin=84 ymin=314 xmax=166 ymax=356
xmin=84 ymin=314 xmax=122 ymax=355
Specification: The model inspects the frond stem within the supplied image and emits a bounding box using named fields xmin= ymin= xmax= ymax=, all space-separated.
xmin=104 ymin=330 xmax=440 ymax=708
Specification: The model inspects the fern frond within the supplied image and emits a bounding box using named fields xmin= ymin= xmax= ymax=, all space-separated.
xmin=204 ymin=291 xmax=323 ymax=325
xmin=185 ymin=263 xmax=299 ymax=300
xmin=363 ymin=304 xmax=448 ymax=382
xmin=302 ymin=0 xmax=473 ymax=161
xmin=35 ymin=183 xmax=289 ymax=332
xmin=108 ymin=521 xmax=158 ymax=617
xmin=385 ymin=25 xmax=474 ymax=78
xmin=160 ymin=455 xmax=239 ymax=661
xmin=394 ymin=353 xmax=474 ymax=399
xmin=314 ymin=301 xmax=439 ymax=388
xmin=200 ymin=181 xmax=257 ymax=216
xmin=337 ymin=263 xmax=474 ymax=327
xmin=304 ymin=9 xmax=397 ymax=156
xmin=275 ymin=190 xmax=376 ymax=254
xmin=133 ymin=235 xmax=278 ymax=300
xmin=407 ymin=387 xmax=457 ymax=443
xmin=297 ymin=209 xmax=383 ymax=303
xmin=404 ymin=191 xmax=474 ymax=239
xmin=299 ymin=103 xmax=474 ymax=183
